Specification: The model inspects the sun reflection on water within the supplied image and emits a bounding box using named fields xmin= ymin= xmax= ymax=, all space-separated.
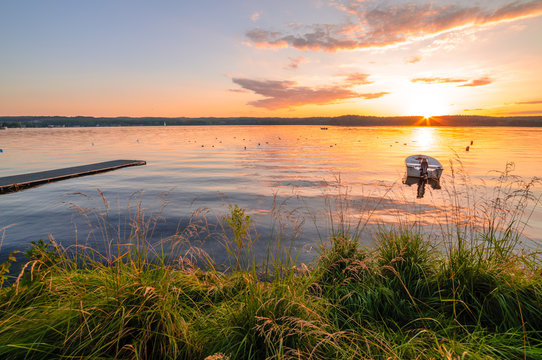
xmin=412 ymin=127 xmax=437 ymax=151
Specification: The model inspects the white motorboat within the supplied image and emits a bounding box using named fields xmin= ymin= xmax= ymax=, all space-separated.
xmin=405 ymin=154 xmax=443 ymax=179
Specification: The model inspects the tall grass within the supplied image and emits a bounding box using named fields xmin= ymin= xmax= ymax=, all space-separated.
xmin=0 ymin=165 xmax=541 ymax=359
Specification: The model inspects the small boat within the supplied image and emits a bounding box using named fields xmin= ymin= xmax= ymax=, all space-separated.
xmin=320 ymin=127 xmax=328 ymax=130
xmin=405 ymin=154 xmax=443 ymax=179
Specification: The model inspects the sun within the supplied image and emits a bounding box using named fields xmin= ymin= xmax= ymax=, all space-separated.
xmin=405 ymin=88 xmax=451 ymax=118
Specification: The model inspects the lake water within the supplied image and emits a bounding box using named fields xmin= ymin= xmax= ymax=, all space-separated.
xmin=1 ymin=126 xmax=541 ymax=266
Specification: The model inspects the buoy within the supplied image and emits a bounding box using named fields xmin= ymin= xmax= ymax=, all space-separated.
xmin=0 ymin=149 xmax=3 ymax=153
xmin=466 ymin=146 xmax=470 ymax=151
xmin=470 ymin=140 xmax=473 ymax=145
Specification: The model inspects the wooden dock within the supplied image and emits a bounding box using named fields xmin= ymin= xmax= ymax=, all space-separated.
xmin=0 ymin=159 xmax=146 ymax=195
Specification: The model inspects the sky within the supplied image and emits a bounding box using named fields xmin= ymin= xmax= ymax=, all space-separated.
xmin=1 ymin=0 xmax=542 ymax=118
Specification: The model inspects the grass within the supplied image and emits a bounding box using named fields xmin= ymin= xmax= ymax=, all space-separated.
xmin=0 ymin=168 xmax=541 ymax=359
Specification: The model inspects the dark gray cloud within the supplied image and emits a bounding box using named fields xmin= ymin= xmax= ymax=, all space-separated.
xmin=228 ymin=88 xmax=250 ymax=93
xmin=285 ymin=56 xmax=309 ymax=70
xmin=232 ymin=77 xmax=388 ymax=109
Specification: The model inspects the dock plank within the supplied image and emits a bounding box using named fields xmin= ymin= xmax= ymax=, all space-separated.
xmin=0 ymin=160 xmax=146 ymax=194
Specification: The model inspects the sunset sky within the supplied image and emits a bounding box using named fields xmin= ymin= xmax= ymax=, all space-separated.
xmin=2 ymin=0 xmax=542 ymax=118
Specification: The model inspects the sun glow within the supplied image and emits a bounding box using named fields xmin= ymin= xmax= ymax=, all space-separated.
xmin=405 ymin=88 xmax=452 ymax=118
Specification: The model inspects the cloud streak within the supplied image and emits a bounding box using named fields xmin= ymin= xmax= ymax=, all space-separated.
xmin=342 ymin=72 xmax=374 ymax=85
xmin=458 ymin=76 xmax=493 ymax=87
xmin=246 ymin=1 xmax=542 ymax=51
xmin=405 ymin=55 xmax=422 ymax=64
xmin=232 ymin=77 xmax=388 ymax=109
xmin=516 ymin=99 xmax=542 ymax=104
xmin=285 ymin=56 xmax=309 ymax=70
xmin=412 ymin=76 xmax=493 ymax=87
xmin=502 ymin=110 xmax=542 ymax=115
xmin=412 ymin=77 xmax=467 ymax=84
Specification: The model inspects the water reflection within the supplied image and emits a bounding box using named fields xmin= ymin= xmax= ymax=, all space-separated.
xmin=0 ymin=125 xmax=541 ymax=261
xmin=412 ymin=127 xmax=436 ymax=151
xmin=402 ymin=175 xmax=441 ymax=198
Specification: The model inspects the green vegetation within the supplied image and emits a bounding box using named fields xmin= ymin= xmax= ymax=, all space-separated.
xmin=0 ymin=171 xmax=541 ymax=359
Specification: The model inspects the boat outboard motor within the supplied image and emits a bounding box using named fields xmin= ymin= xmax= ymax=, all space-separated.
xmin=420 ymin=158 xmax=429 ymax=178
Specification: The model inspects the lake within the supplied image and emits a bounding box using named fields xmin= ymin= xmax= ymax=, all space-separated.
xmin=1 ymin=126 xmax=541 ymax=266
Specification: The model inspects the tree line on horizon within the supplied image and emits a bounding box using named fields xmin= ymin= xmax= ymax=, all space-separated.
xmin=1 ymin=115 xmax=541 ymax=128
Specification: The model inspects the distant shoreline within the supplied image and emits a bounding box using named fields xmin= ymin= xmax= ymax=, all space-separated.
xmin=1 ymin=115 xmax=542 ymax=128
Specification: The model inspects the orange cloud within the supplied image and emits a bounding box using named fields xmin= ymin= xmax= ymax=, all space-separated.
xmin=232 ymin=78 xmax=388 ymax=109
xmin=502 ymin=110 xmax=542 ymax=115
xmin=412 ymin=77 xmax=467 ymax=84
xmin=516 ymin=99 xmax=542 ymax=104
xmin=246 ymin=1 xmax=542 ymax=51
xmin=405 ymin=55 xmax=422 ymax=64
xmin=412 ymin=75 xmax=493 ymax=87
xmin=360 ymin=92 xmax=389 ymax=99
xmin=459 ymin=76 xmax=493 ymax=87
xmin=342 ymin=72 xmax=374 ymax=85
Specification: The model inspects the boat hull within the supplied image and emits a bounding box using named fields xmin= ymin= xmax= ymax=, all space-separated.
xmin=406 ymin=165 xmax=443 ymax=179
xmin=405 ymin=154 xmax=443 ymax=180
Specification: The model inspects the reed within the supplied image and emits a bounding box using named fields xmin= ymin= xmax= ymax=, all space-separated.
xmin=0 ymin=165 xmax=540 ymax=359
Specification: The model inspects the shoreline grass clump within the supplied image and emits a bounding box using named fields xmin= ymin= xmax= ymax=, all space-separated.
xmin=0 ymin=169 xmax=541 ymax=359
xmin=1 ymin=230 xmax=541 ymax=358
